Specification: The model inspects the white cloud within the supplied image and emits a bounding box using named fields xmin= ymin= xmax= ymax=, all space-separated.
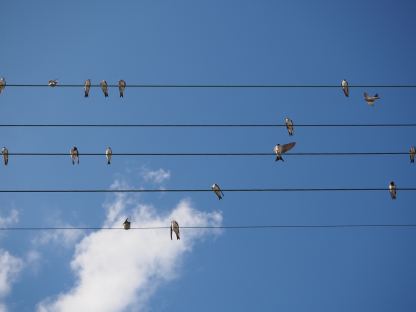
xmin=0 ymin=210 xmax=18 ymax=227
xmin=32 ymin=226 xmax=84 ymax=249
xmin=142 ymin=168 xmax=171 ymax=184
xmin=0 ymin=249 xmax=24 ymax=305
xmin=37 ymin=193 xmax=222 ymax=312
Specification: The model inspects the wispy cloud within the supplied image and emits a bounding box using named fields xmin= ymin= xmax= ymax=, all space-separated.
xmin=0 ymin=210 xmax=18 ymax=228
xmin=142 ymin=168 xmax=171 ymax=184
xmin=0 ymin=249 xmax=24 ymax=310
xmin=37 ymin=191 xmax=222 ymax=312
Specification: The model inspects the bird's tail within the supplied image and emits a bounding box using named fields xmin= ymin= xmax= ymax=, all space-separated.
xmin=84 ymin=92 xmax=88 ymax=98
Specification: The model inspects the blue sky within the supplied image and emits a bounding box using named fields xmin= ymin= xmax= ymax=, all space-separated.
xmin=1 ymin=1 xmax=416 ymax=311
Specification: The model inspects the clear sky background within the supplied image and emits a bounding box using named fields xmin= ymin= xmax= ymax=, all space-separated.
xmin=0 ymin=1 xmax=416 ymax=311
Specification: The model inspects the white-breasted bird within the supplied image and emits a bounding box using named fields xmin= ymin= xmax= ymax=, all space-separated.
xmin=70 ymin=146 xmax=79 ymax=165
xmin=105 ymin=147 xmax=112 ymax=165
xmin=410 ymin=146 xmax=415 ymax=163
xmin=171 ymin=220 xmax=180 ymax=240
xmin=118 ymin=80 xmax=126 ymax=98
xmin=389 ymin=181 xmax=397 ymax=200
xmin=48 ymin=80 xmax=58 ymax=87
xmin=273 ymin=142 xmax=296 ymax=161
xmin=1 ymin=147 xmax=9 ymax=166
xmin=100 ymin=80 xmax=109 ymax=97
xmin=364 ymin=92 xmax=380 ymax=106
xmin=341 ymin=79 xmax=349 ymax=97
xmin=0 ymin=77 xmax=6 ymax=94
xmin=285 ymin=117 xmax=294 ymax=136
xmin=123 ymin=218 xmax=131 ymax=230
xmin=211 ymin=183 xmax=224 ymax=200
xmin=84 ymin=79 xmax=91 ymax=97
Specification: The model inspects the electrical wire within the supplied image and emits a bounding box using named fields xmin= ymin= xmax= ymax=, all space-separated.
xmin=0 ymin=188 xmax=414 ymax=193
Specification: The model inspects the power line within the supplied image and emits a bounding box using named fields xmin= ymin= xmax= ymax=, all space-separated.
xmin=4 ymin=84 xmax=416 ymax=88
xmin=0 ymin=187 xmax=414 ymax=193
xmin=1 ymin=224 xmax=416 ymax=230
xmin=1 ymin=123 xmax=415 ymax=128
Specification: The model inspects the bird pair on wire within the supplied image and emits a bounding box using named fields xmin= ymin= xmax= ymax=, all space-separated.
xmin=341 ymin=79 xmax=380 ymax=105
xmin=70 ymin=146 xmax=113 ymax=165
xmin=123 ymin=218 xmax=180 ymax=240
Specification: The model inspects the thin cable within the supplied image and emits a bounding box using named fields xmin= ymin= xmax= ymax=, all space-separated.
xmin=5 ymin=84 xmax=416 ymax=88
xmin=1 ymin=224 xmax=416 ymax=230
xmin=0 ymin=188 xmax=414 ymax=193
xmin=1 ymin=123 xmax=415 ymax=128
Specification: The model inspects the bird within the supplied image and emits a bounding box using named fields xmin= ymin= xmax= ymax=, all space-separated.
xmin=123 ymin=218 xmax=131 ymax=230
xmin=273 ymin=142 xmax=296 ymax=161
xmin=211 ymin=183 xmax=224 ymax=200
xmin=1 ymin=147 xmax=9 ymax=166
xmin=70 ymin=146 xmax=79 ymax=165
xmin=105 ymin=147 xmax=112 ymax=165
xmin=389 ymin=181 xmax=397 ymax=200
xmin=410 ymin=146 xmax=415 ymax=163
xmin=48 ymin=80 xmax=58 ymax=87
xmin=84 ymin=79 xmax=91 ymax=97
xmin=284 ymin=117 xmax=294 ymax=136
xmin=100 ymin=80 xmax=109 ymax=97
xmin=341 ymin=79 xmax=349 ymax=97
xmin=171 ymin=220 xmax=180 ymax=240
xmin=0 ymin=77 xmax=6 ymax=94
xmin=118 ymin=80 xmax=126 ymax=97
xmin=363 ymin=92 xmax=380 ymax=106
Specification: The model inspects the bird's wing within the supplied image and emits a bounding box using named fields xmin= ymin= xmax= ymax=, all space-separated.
xmin=281 ymin=142 xmax=296 ymax=153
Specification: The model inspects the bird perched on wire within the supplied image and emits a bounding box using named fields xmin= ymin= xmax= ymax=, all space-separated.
xmin=105 ymin=147 xmax=112 ymax=165
xmin=341 ymin=79 xmax=349 ymax=97
xmin=48 ymin=80 xmax=58 ymax=87
xmin=70 ymin=146 xmax=79 ymax=165
xmin=118 ymin=80 xmax=126 ymax=98
xmin=211 ymin=183 xmax=224 ymax=200
xmin=389 ymin=181 xmax=397 ymax=200
xmin=1 ymin=147 xmax=8 ymax=166
xmin=171 ymin=220 xmax=180 ymax=240
xmin=84 ymin=79 xmax=91 ymax=97
xmin=0 ymin=77 xmax=6 ymax=94
xmin=123 ymin=218 xmax=131 ymax=230
xmin=100 ymin=80 xmax=109 ymax=97
xmin=285 ymin=117 xmax=294 ymax=136
xmin=410 ymin=146 xmax=415 ymax=163
xmin=363 ymin=92 xmax=379 ymax=106
xmin=273 ymin=142 xmax=296 ymax=161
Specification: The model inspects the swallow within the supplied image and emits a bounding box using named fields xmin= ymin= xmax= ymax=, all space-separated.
xmin=341 ymin=79 xmax=349 ymax=97
xmin=364 ymin=92 xmax=380 ymax=106
xmin=389 ymin=181 xmax=397 ymax=200
xmin=273 ymin=142 xmax=296 ymax=161
xmin=211 ymin=183 xmax=224 ymax=200
xmin=0 ymin=77 xmax=6 ymax=94
xmin=285 ymin=117 xmax=294 ymax=136
xmin=170 ymin=220 xmax=180 ymax=240
xmin=1 ymin=147 xmax=8 ymax=166
xmin=105 ymin=147 xmax=112 ymax=165
xmin=70 ymin=146 xmax=79 ymax=165
xmin=123 ymin=218 xmax=131 ymax=230
xmin=48 ymin=80 xmax=58 ymax=87
xmin=410 ymin=146 xmax=415 ymax=163
xmin=118 ymin=80 xmax=126 ymax=98
xmin=84 ymin=79 xmax=91 ymax=97
xmin=100 ymin=80 xmax=109 ymax=97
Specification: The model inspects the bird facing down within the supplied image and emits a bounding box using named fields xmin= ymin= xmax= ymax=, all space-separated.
xmin=273 ymin=142 xmax=296 ymax=161
xmin=70 ymin=146 xmax=79 ymax=165
xmin=341 ymin=79 xmax=349 ymax=97
xmin=285 ymin=117 xmax=294 ymax=136
xmin=364 ymin=92 xmax=380 ymax=106
xmin=84 ymin=79 xmax=91 ymax=97
xmin=410 ymin=146 xmax=415 ymax=163
xmin=105 ymin=147 xmax=112 ymax=165
xmin=48 ymin=80 xmax=58 ymax=87
xmin=171 ymin=220 xmax=180 ymax=240
xmin=211 ymin=183 xmax=224 ymax=200
xmin=0 ymin=77 xmax=6 ymax=94
xmin=389 ymin=181 xmax=397 ymax=200
xmin=123 ymin=218 xmax=131 ymax=230
xmin=100 ymin=80 xmax=109 ymax=97
xmin=1 ymin=147 xmax=8 ymax=166
xmin=118 ymin=80 xmax=126 ymax=97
